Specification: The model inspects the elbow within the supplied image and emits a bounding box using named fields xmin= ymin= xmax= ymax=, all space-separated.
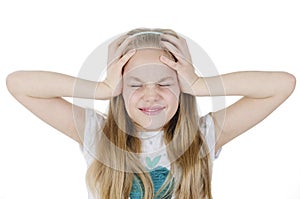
xmin=280 ymin=72 xmax=296 ymax=96
xmin=6 ymin=71 xmax=24 ymax=96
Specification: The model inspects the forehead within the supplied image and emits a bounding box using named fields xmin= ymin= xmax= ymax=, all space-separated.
xmin=123 ymin=49 xmax=176 ymax=81
xmin=124 ymin=49 xmax=170 ymax=71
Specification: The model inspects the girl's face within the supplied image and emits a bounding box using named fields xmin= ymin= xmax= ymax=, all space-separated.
xmin=122 ymin=49 xmax=180 ymax=132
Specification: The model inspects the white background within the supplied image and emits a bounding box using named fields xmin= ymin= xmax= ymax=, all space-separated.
xmin=1 ymin=0 xmax=299 ymax=198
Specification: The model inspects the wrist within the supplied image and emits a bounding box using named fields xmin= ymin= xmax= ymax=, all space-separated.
xmin=95 ymin=82 xmax=112 ymax=100
xmin=191 ymin=77 xmax=206 ymax=96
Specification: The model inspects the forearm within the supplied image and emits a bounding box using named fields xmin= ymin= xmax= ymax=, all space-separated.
xmin=6 ymin=71 xmax=111 ymax=100
xmin=194 ymin=71 xmax=296 ymax=98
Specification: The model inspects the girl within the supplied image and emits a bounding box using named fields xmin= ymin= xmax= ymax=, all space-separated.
xmin=6 ymin=28 xmax=296 ymax=199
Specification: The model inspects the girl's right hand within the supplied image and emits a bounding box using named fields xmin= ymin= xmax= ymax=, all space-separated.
xmin=102 ymin=49 xmax=136 ymax=97
xmin=107 ymin=34 xmax=133 ymax=65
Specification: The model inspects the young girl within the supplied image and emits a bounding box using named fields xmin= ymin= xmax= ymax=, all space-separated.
xmin=6 ymin=28 xmax=296 ymax=199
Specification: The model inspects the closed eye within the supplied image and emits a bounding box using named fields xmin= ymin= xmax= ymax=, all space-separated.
xmin=158 ymin=84 xmax=172 ymax=87
xmin=130 ymin=85 xmax=142 ymax=87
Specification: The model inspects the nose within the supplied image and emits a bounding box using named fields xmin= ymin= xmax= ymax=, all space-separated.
xmin=142 ymin=83 xmax=160 ymax=102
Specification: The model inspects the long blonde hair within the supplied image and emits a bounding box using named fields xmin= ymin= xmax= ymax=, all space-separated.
xmin=86 ymin=28 xmax=213 ymax=199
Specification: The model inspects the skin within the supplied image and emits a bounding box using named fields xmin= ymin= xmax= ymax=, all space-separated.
xmin=6 ymin=33 xmax=296 ymax=155
xmin=159 ymin=34 xmax=296 ymax=152
xmin=122 ymin=49 xmax=180 ymax=132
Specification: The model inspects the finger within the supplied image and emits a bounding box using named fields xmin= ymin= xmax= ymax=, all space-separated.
xmin=111 ymin=37 xmax=133 ymax=61
xmin=116 ymin=49 xmax=136 ymax=67
xmin=163 ymin=43 xmax=192 ymax=66
xmin=160 ymin=34 xmax=180 ymax=48
xmin=161 ymin=41 xmax=182 ymax=56
xmin=160 ymin=55 xmax=178 ymax=71
xmin=108 ymin=35 xmax=128 ymax=61
xmin=117 ymin=34 xmax=129 ymax=46
xmin=161 ymin=41 xmax=188 ymax=63
xmin=108 ymin=36 xmax=134 ymax=65
xmin=161 ymin=34 xmax=187 ymax=52
xmin=161 ymin=34 xmax=192 ymax=62
xmin=118 ymin=37 xmax=133 ymax=53
xmin=113 ymin=34 xmax=129 ymax=47
xmin=162 ymin=33 xmax=187 ymax=44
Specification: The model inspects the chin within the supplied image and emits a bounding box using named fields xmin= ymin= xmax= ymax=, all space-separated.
xmin=134 ymin=117 xmax=171 ymax=132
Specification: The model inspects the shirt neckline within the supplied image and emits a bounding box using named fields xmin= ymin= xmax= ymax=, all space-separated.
xmin=136 ymin=130 xmax=164 ymax=139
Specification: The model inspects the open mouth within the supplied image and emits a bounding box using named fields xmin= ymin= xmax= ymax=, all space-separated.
xmin=139 ymin=106 xmax=166 ymax=116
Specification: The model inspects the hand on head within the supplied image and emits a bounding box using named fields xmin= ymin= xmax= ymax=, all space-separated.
xmin=160 ymin=33 xmax=192 ymax=63
xmin=105 ymin=31 xmax=200 ymax=98
xmin=159 ymin=34 xmax=199 ymax=95
xmin=103 ymin=48 xmax=136 ymax=97
xmin=107 ymin=34 xmax=134 ymax=66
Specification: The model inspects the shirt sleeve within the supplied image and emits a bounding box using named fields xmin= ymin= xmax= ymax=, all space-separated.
xmin=80 ymin=108 xmax=105 ymax=166
xmin=199 ymin=113 xmax=222 ymax=161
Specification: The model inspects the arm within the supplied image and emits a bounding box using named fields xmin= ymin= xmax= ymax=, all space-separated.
xmin=160 ymin=51 xmax=296 ymax=152
xmin=6 ymin=71 xmax=108 ymax=144
xmin=193 ymin=71 xmax=296 ymax=151
xmin=6 ymin=50 xmax=136 ymax=144
xmin=7 ymin=71 xmax=116 ymax=100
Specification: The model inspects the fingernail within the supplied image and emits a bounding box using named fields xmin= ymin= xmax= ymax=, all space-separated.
xmin=128 ymin=49 xmax=136 ymax=54
xmin=160 ymin=55 xmax=167 ymax=60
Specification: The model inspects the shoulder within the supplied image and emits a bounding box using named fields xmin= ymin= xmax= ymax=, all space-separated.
xmin=199 ymin=113 xmax=221 ymax=160
xmin=84 ymin=108 xmax=106 ymax=135
xmin=199 ymin=113 xmax=214 ymax=135
xmin=85 ymin=108 xmax=106 ymax=126
xmin=84 ymin=108 xmax=106 ymax=139
xmin=80 ymin=108 xmax=106 ymax=166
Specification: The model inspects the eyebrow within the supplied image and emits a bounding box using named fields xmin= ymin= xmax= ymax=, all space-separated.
xmin=127 ymin=76 xmax=175 ymax=83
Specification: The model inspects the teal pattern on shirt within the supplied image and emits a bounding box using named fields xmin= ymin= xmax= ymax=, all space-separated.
xmin=145 ymin=155 xmax=161 ymax=169
xmin=130 ymin=166 xmax=174 ymax=199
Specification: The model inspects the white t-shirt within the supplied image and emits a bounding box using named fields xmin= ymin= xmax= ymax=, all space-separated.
xmin=80 ymin=108 xmax=221 ymax=199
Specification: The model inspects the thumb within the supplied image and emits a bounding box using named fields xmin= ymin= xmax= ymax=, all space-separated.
xmin=160 ymin=55 xmax=178 ymax=71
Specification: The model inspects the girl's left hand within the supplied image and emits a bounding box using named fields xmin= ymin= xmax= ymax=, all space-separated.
xmin=160 ymin=34 xmax=193 ymax=63
xmin=160 ymin=53 xmax=199 ymax=95
xmin=160 ymin=36 xmax=200 ymax=95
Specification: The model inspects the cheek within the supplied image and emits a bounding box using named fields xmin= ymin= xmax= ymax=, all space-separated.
xmin=166 ymin=92 xmax=180 ymax=110
xmin=163 ymin=87 xmax=180 ymax=111
xmin=162 ymin=86 xmax=180 ymax=101
xmin=122 ymin=88 xmax=139 ymax=115
xmin=123 ymin=87 xmax=139 ymax=102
